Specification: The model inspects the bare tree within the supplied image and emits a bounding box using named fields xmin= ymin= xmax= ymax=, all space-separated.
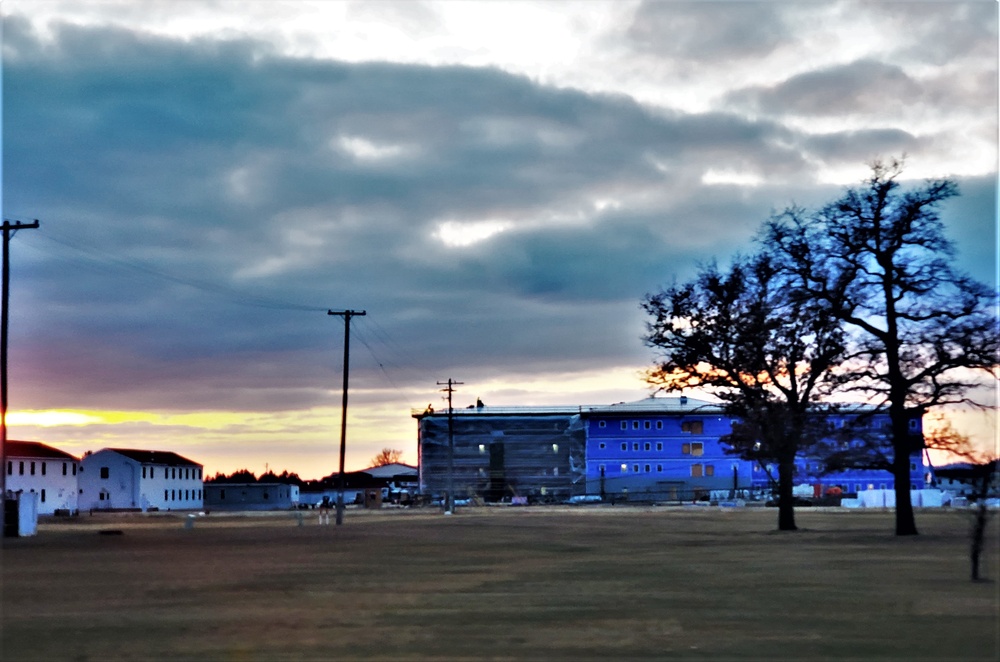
xmin=369 ymin=448 xmax=404 ymax=467
xmin=644 ymin=252 xmax=845 ymax=531
xmin=765 ymin=158 xmax=998 ymax=536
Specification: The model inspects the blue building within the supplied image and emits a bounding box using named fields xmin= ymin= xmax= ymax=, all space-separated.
xmin=413 ymin=395 xmax=924 ymax=503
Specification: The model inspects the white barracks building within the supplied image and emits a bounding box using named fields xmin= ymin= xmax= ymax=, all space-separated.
xmin=79 ymin=448 xmax=204 ymax=512
xmin=4 ymin=440 xmax=82 ymax=515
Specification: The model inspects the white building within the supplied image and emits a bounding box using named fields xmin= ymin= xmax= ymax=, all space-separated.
xmin=80 ymin=448 xmax=204 ymax=512
xmin=4 ymin=440 xmax=81 ymax=515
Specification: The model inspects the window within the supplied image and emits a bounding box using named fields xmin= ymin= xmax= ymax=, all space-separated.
xmin=656 ymin=464 xmax=663 ymax=472
xmin=142 ymin=466 xmax=147 ymax=479
xmin=632 ymin=443 xmax=639 ymax=451
xmin=644 ymin=442 xmax=651 ymax=451
xmin=599 ymin=464 xmax=606 ymax=474
xmin=908 ymin=419 xmax=919 ymax=430
xmin=172 ymin=468 xmax=176 ymax=479
xmin=41 ymin=489 xmax=46 ymax=503
xmin=552 ymin=444 xmax=559 ymax=453
xmin=910 ymin=463 xmax=916 ymax=471
xmin=63 ymin=462 xmax=68 ymax=476
xmin=18 ymin=461 xmax=24 ymax=475
xmin=644 ymin=421 xmax=651 ymax=430
xmin=691 ymin=442 xmax=704 ymax=456
xmin=631 ymin=420 xmax=638 ymax=430
xmin=165 ymin=490 xmax=169 ymax=501
xmin=681 ymin=420 xmax=704 ymax=434
xmin=100 ymin=467 xmax=110 ymax=479
xmin=6 ymin=461 xmax=10 ymax=475
xmin=73 ymin=464 xmax=77 ymax=476
xmin=99 ymin=491 xmax=107 ymax=501
xmin=478 ymin=444 xmax=486 ymax=454
xmin=644 ymin=464 xmax=651 ymax=473
xmin=41 ymin=462 xmax=46 ymax=476
xmin=656 ymin=421 xmax=663 ymax=430
xmin=620 ymin=464 xmax=628 ymax=473
xmin=30 ymin=462 xmax=36 ymax=476
xmin=682 ymin=443 xmax=690 ymax=455
xmin=149 ymin=467 xmax=154 ymax=479
xmin=599 ymin=442 xmax=606 ymax=450
xmin=691 ymin=464 xmax=703 ymax=477
xmin=198 ymin=489 xmax=202 ymax=499
xmin=599 ymin=421 xmax=606 ymax=428
xmin=172 ymin=490 xmax=176 ymax=500
xmin=656 ymin=442 xmax=663 ymax=451
xmin=705 ymin=465 xmax=715 ymax=477
xmin=220 ymin=489 xmax=226 ymax=500
xmin=621 ymin=442 xmax=627 ymax=451
xmin=632 ymin=464 xmax=639 ymax=473
xmin=620 ymin=421 xmax=627 ymax=430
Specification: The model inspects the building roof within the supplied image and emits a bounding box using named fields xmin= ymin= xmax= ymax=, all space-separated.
xmin=99 ymin=448 xmax=202 ymax=467
xmin=412 ymin=395 xmax=729 ymax=419
xmin=362 ymin=462 xmax=418 ymax=478
xmin=583 ymin=396 xmax=725 ymax=415
xmin=5 ymin=440 xmax=79 ymax=461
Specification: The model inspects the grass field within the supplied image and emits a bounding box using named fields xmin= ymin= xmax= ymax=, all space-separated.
xmin=2 ymin=507 xmax=998 ymax=661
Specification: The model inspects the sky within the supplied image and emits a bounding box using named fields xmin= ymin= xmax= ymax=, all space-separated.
xmin=1 ymin=0 xmax=997 ymax=479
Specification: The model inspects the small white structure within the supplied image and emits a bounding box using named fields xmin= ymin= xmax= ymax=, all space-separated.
xmin=4 ymin=440 xmax=81 ymax=515
xmin=80 ymin=448 xmax=204 ymax=512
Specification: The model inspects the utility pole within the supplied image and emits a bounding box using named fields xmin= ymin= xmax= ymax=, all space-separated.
xmin=1 ymin=219 xmax=39 ymax=537
xmin=436 ymin=379 xmax=463 ymax=514
xmin=328 ymin=309 xmax=365 ymax=526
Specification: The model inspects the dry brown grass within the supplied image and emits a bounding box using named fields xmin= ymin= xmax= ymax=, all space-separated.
xmin=2 ymin=506 xmax=998 ymax=661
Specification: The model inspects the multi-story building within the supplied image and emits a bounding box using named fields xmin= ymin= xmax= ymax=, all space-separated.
xmin=79 ymin=448 xmax=204 ymax=512
xmin=4 ymin=440 xmax=81 ymax=514
xmin=414 ymin=396 xmax=925 ymax=503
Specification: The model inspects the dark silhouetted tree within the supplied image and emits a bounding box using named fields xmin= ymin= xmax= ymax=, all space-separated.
xmin=765 ymin=158 xmax=998 ymax=536
xmin=644 ymin=252 xmax=845 ymax=531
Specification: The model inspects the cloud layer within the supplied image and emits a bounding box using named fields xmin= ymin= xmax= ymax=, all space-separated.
xmin=2 ymin=1 xmax=995 ymax=474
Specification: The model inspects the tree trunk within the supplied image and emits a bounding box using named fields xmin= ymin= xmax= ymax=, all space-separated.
xmin=777 ymin=460 xmax=797 ymax=531
xmin=893 ymin=450 xmax=918 ymax=536
xmin=970 ymin=472 xmax=990 ymax=581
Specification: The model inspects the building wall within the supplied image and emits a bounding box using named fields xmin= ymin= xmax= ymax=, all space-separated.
xmin=418 ymin=411 xmax=587 ymax=501
xmin=5 ymin=456 xmax=81 ymax=515
xmin=80 ymin=450 xmax=204 ymax=511
xmin=585 ymin=409 xmax=746 ymax=500
xmin=204 ymin=483 xmax=294 ymax=510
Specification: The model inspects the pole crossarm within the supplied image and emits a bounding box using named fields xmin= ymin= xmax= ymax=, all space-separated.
xmin=327 ymin=309 xmax=366 ymax=526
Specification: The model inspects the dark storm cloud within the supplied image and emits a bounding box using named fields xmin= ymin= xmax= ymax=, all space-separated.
xmin=3 ymin=17 xmax=993 ymax=413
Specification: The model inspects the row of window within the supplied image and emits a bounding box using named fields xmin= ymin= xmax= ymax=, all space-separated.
xmin=6 ymin=461 xmax=77 ymax=477
xmin=142 ymin=466 xmax=202 ymax=480
xmin=598 ymin=441 xmax=705 ymax=456
xmin=598 ymin=420 xmax=706 ymax=434
xmin=165 ymin=489 xmax=202 ymax=501
xmin=600 ymin=462 xmax=716 ymax=477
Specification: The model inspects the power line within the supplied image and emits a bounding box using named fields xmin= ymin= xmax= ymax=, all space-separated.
xmin=29 ymin=226 xmax=328 ymax=312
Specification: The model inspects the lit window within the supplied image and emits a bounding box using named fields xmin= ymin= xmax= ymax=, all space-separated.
xmin=705 ymin=465 xmax=714 ymax=477
xmin=682 ymin=443 xmax=690 ymax=455
xmin=620 ymin=464 xmax=628 ymax=473
xmin=691 ymin=464 xmax=703 ymax=477
xmin=691 ymin=442 xmax=704 ymax=457
xmin=479 ymin=444 xmax=486 ymax=454
xmin=552 ymin=444 xmax=559 ymax=453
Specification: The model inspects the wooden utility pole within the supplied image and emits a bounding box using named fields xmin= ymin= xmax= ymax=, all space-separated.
xmin=437 ymin=379 xmax=462 ymax=514
xmin=328 ymin=309 xmax=365 ymax=526
xmin=1 ymin=219 xmax=39 ymax=537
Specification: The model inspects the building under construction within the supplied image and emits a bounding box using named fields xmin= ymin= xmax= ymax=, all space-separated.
xmin=413 ymin=404 xmax=587 ymax=503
